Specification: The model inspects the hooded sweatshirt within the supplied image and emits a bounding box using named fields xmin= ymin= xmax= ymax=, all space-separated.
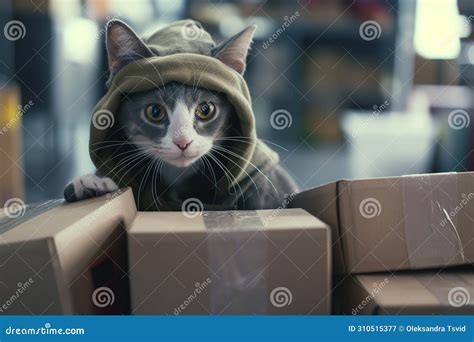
xmin=89 ymin=20 xmax=295 ymax=211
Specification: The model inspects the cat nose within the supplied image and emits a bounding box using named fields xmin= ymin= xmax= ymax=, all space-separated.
xmin=174 ymin=140 xmax=193 ymax=151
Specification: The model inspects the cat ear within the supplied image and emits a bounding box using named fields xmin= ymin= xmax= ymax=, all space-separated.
xmin=212 ymin=25 xmax=257 ymax=74
xmin=106 ymin=20 xmax=153 ymax=76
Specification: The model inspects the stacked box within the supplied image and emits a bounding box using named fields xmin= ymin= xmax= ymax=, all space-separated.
xmin=291 ymin=172 xmax=474 ymax=314
xmin=0 ymin=188 xmax=136 ymax=314
xmin=335 ymin=271 xmax=474 ymax=315
xmin=128 ymin=209 xmax=331 ymax=315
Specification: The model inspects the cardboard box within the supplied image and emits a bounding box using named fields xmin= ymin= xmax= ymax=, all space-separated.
xmin=291 ymin=172 xmax=474 ymax=274
xmin=129 ymin=209 xmax=331 ymax=315
xmin=0 ymin=188 xmax=136 ymax=314
xmin=335 ymin=270 xmax=474 ymax=315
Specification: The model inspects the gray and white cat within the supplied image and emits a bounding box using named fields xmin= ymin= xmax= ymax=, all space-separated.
xmin=64 ymin=20 xmax=297 ymax=210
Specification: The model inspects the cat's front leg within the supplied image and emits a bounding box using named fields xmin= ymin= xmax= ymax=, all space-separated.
xmin=63 ymin=174 xmax=119 ymax=202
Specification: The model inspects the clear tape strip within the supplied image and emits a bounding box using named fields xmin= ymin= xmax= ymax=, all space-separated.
xmin=0 ymin=200 xmax=63 ymax=235
xmin=205 ymin=211 xmax=267 ymax=315
xmin=401 ymin=173 xmax=464 ymax=268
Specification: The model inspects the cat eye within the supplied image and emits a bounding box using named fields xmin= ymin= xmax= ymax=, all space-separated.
xmin=195 ymin=102 xmax=216 ymax=121
xmin=144 ymin=103 xmax=166 ymax=123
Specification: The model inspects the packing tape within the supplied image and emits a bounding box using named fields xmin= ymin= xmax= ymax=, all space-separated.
xmin=0 ymin=200 xmax=63 ymax=235
xmin=204 ymin=211 xmax=267 ymax=314
xmin=401 ymin=173 xmax=465 ymax=268
xmin=416 ymin=273 xmax=474 ymax=307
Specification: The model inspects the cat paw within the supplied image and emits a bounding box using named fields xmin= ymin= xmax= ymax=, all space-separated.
xmin=64 ymin=174 xmax=119 ymax=202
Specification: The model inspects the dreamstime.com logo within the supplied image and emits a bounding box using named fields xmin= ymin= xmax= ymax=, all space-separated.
xmin=352 ymin=278 xmax=389 ymax=315
xmin=173 ymin=278 xmax=212 ymax=315
xmin=3 ymin=198 xmax=26 ymax=219
xmin=181 ymin=21 xmax=203 ymax=41
xmin=448 ymin=109 xmax=470 ymax=130
xmin=0 ymin=278 xmax=34 ymax=313
xmin=4 ymin=20 xmax=26 ymax=41
xmin=359 ymin=197 xmax=382 ymax=219
xmin=270 ymin=286 xmax=293 ymax=308
xmin=92 ymin=286 xmax=115 ymax=308
xmin=351 ymin=100 xmax=390 ymax=138
xmin=98 ymin=14 xmax=122 ymax=39
xmin=359 ymin=20 xmax=382 ymax=41
xmin=262 ymin=191 xmax=297 ymax=226
xmin=0 ymin=100 xmax=35 ymax=136
xmin=5 ymin=323 xmax=85 ymax=336
xmin=262 ymin=10 xmax=301 ymax=49
xmin=440 ymin=192 xmax=474 ymax=227
xmin=448 ymin=287 xmax=470 ymax=307
xmin=270 ymin=109 xmax=292 ymax=130
xmin=76 ymin=189 xmax=123 ymax=231
xmin=181 ymin=198 xmax=204 ymax=218
xmin=92 ymin=109 xmax=115 ymax=130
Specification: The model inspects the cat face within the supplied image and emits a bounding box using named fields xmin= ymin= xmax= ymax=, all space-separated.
xmin=105 ymin=19 xmax=255 ymax=169
xmin=118 ymin=82 xmax=235 ymax=168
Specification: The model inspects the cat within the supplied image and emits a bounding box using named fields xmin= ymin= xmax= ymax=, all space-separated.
xmin=64 ymin=19 xmax=298 ymax=210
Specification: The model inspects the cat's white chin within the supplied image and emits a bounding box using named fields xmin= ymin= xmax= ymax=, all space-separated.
xmin=165 ymin=155 xmax=200 ymax=168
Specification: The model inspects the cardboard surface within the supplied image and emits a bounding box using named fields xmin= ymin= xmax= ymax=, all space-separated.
xmin=129 ymin=208 xmax=331 ymax=315
xmin=335 ymin=270 xmax=474 ymax=315
xmin=291 ymin=172 xmax=474 ymax=273
xmin=0 ymin=189 xmax=136 ymax=314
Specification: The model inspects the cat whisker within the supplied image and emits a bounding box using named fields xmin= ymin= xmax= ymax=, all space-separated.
xmin=207 ymin=150 xmax=245 ymax=201
xmin=212 ymin=145 xmax=278 ymax=194
xmin=137 ymin=152 xmax=160 ymax=210
xmin=216 ymin=137 xmax=288 ymax=151
xmin=110 ymin=150 xmax=152 ymax=180
xmin=90 ymin=143 xmax=151 ymax=153
xmin=210 ymin=148 xmax=260 ymax=197
xmin=202 ymin=155 xmax=218 ymax=198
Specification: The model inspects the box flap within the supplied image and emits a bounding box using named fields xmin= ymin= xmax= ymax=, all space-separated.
xmin=355 ymin=271 xmax=474 ymax=314
xmin=53 ymin=188 xmax=137 ymax=285
xmin=130 ymin=208 xmax=328 ymax=235
xmin=290 ymin=182 xmax=346 ymax=273
xmin=0 ymin=188 xmax=134 ymax=244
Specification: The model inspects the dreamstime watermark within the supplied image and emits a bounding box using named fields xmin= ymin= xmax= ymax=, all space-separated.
xmin=0 ymin=100 xmax=35 ymax=135
xmin=262 ymin=11 xmax=301 ymax=49
xmin=76 ymin=189 xmax=123 ymax=231
xmin=181 ymin=198 xmax=204 ymax=218
xmin=173 ymin=122 xmax=192 ymax=140
xmin=5 ymin=323 xmax=85 ymax=336
xmin=173 ymin=278 xmax=212 ymax=315
xmin=181 ymin=21 xmax=203 ymax=41
xmin=359 ymin=20 xmax=382 ymax=41
xmin=92 ymin=286 xmax=115 ymax=308
xmin=270 ymin=286 xmax=292 ymax=308
xmin=359 ymin=197 xmax=382 ymax=219
xmin=262 ymin=191 xmax=297 ymax=226
xmin=4 ymin=20 xmax=26 ymax=41
xmin=270 ymin=109 xmax=292 ymax=130
xmin=98 ymin=15 xmax=122 ymax=39
xmin=92 ymin=109 xmax=115 ymax=130
xmin=352 ymin=278 xmax=389 ymax=315
xmin=0 ymin=278 xmax=34 ymax=313
xmin=440 ymin=192 xmax=474 ymax=227
xmin=448 ymin=109 xmax=470 ymax=130
xmin=351 ymin=100 xmax=389 ymax=138
xmin=448 ymin=287 xmax=470 ymax=307
xmin=3 ymin=198 xmax=26 ymax=219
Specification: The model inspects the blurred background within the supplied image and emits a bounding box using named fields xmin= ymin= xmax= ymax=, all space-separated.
xmin=1 ymin=0 xmax=474 ymax=205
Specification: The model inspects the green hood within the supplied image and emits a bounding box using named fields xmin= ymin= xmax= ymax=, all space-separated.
xmin=89 ymin=20 xmax=279 ymax=210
